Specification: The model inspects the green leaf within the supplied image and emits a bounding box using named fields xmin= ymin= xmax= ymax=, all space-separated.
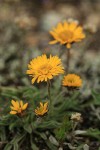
xmin=14 ymin=143 xmax=19 ymax=150
xmin=30 ymin=135 xmax=39 ymax=150
xmin=31 ymin=142 xmax=39 ymax=150
xmin=23 ymin=86 xmax=40 ymax=99
xmin=23 ymin=124 xmax=32 ymax=133
xmin=77 ymin=144 xmax=84 ymax=150
xmin=4 ymin=144 xmax=12 ymax=150
xmin=1 ymin=88 xmax=19 ymax=99
xmin=0 ymin=127 xmax=6 ymax=141
xmin=92 ymin=91 xmax=100 ymax=105
xmin=11 ymin=133 xmax=26 ymax=144
xmin=4 ymin=133 xmax=26 ymax=150
xmin=46 ymin=140 xmax=58 ymax=150
xmin=84 ymin=128 xmax=100 ymax=140
xmin=9 ymin=119 xmax=22 ymax=130
xmin=34 ymin=131 xmax=47 ymax=140
xmin=38 ymin=120 xmax=60 ymax=129
xmin=55 ymin=117 xmax=71 ymax=141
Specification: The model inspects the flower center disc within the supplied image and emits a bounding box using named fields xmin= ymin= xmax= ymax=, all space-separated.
xmin=39 ymin=65 xmax=52 ymax=75
xmin=68 ymin=79 xmax=75 ymax=83
xmin=60 ymin=30 xmax=73 ymax=41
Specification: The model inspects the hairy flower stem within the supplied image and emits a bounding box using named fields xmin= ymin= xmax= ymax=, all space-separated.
xmin=71 ymin=121 xmax=78 ymax=145
xmin=66 ymin=48 xmax=70 ymax=72
xmin=47 ymin=79 xmax=52 ymax=113
xmin=72 ymin=121 xmax=78 ymax=133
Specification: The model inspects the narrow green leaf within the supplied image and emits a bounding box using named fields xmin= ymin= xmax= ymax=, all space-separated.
xmin=24 ymin=124 xmax=32 ymax=134
xmin=4 ymin=144 xmax=12 ymax=150
xmin=46 ymin=140 xmax=58 ymax=150
xmin=92 ymin=91 xmax=100 ymax=105
xmin=14 ymin=143 xmax=19 ymax=150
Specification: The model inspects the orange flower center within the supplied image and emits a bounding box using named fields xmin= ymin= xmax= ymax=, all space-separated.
xmin=18 ymin=108 xmax=22 ymax=113
xmin=39 ymin=65 xmax=52 ymax=75
xmin=59 ymin=30 xmax=73 ymax=42
xmin=68 ymin=79 xmax=75 ymax=83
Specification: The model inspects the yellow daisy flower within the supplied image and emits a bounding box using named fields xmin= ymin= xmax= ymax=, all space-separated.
xmin=26 ymin=54 xmax=64 ymax=84
xmin=35 ymin=102 xmax=48 ymax=116
xmin=10 ymin=100 xmax=28 ymax=115
xmin=49 ymin=21 xmax=85 ymax=48
xmin=62 ymin=74 xmax=82 ymax=88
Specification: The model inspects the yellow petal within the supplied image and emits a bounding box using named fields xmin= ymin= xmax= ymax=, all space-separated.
xmin=11 ymin=100 xmax=19 ymax=109
xmin=22 ymin=103 xmax=28 ymax=110
xmin=49 ymin=40 xmax=58 ymax=44
xmin=32 ymin=77 xmax=36 ymax=84
xmin=45 ymin=77 xmax=48 ymax=81
xmin=48 ymin=74 xmax=53 ymax=79
xmin=44 ymin=102 xmax=48 ymax=110
xmin=57 ymin=23 xmax=63 ymax=31
xmin=40 ymin=102 xmax=43 ymax=107
xmin=20 ymin=100 xmax=23 ymax=108
xmin=37 ymin=76 xmax=41 ymax=83
xmin=74 ymin=27 xmax=82 ymax=34
xmin=49 ymin=31 xmax=58 ymax=39
xmin=66 ymin=43 xmax=71 ymax=49
xmin=69 ymin=22 xmax=77 ymax=31
xmin=11 ymin=100 xmax=16 ymax=106
xmin=10 ymin=106 xmax=18 ymax=111
xmin=64 ymin=21 xmax=69 ymax=29
xmin=10 ymin=111 xmax=17 ymax=114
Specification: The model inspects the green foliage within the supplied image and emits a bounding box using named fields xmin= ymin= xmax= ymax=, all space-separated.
xmin=92 ymin=90 xmax=100 ymax=105
xmin=0 ymin=86 xmax=80 ymax=149
xmin=55 ymin=117 xmax=71 ymax=141
xmin=84 ymin=128 xmax=100 ymax=140
xmin=0 ymin=1 xmax=100 ymax=149
xmin=0 ymin=85 xmax=100 ymax=149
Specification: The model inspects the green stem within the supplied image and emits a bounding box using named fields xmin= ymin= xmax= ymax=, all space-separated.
xmin=66 ymin=48 xmax=70 ymax=72
xmin=47 ymin=80 xmax=51 ymax=100
xmin=47 ymin=79 xmax=52 ymax=113
xmin=72 ymin=121 xmax=78 ymax=132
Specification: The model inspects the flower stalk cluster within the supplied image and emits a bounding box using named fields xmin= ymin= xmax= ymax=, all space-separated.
xmin=4 ymin=19 xmax=86 ymax=149
xmin=10 ymin=20 xmax=85 ymax=122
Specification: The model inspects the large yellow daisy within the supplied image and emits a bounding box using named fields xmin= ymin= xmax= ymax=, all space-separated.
xmin=26 ymin=54 xmax=64 ymax=84
xmin=62 ymin=74 xmax=82 ymax=88
xmin=49 ymin=21 xmax=85 ymax=49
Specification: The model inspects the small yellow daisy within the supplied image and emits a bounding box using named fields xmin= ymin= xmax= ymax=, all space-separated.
xmin=49 ymin=21 xmax=85 ymax=49
xmin=10 ymin=100 xmax=28 ymax=115
xmin=35 ymin=102 xmax=48 ymax=116
xmin=62 ymin=74 xmax=82 ymax=88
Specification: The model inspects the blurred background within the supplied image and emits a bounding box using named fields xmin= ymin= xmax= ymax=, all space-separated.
xmin=0 ymin=0 xmax=100 ymax=95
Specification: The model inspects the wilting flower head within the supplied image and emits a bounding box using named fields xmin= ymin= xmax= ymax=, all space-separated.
xmin=62 ymin=74 xmax=82 ymax=88
xmin=10 ymin=100 xmax=28 ymax=115
xmin=35 ymin=102 xmax=48 ymax=116
xmin=49 ymin=21 xmax=85 ymax=49
xmin=26 ymin=54 xmax=64 ymax=84
xmin=71 ymin=112 xmax=82 ymax=122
